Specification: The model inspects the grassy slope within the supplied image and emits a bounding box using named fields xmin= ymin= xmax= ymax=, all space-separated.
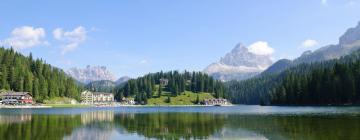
xmin=147 ymin=90 xmax=215 ymax=105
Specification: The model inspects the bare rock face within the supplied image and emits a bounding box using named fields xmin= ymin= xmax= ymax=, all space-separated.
xmin=339 ymin=22 xmax=360 ymax=45
xmin=204 ymin=43 xmax=273 ymax=81
xmin=67 ymin=65 xmax=117 ymax=84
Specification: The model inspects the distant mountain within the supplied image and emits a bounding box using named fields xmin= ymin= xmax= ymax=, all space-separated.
xmin=85 ymin=80 xmax=116 ymax=93
xmin=295 ymin=22 xmax=360 ymax=64
xmin=261 ymin=59 xmax=292 ymax=75
xmin=115 ymin=76 xmax=131 ymax=85
xmin=263 ymin=21 xmax=360 ymax=75
xmin=204 ymin=43 xmax=273 ymax=81
xmin=67 ymin=65 xmax=117 ymax=84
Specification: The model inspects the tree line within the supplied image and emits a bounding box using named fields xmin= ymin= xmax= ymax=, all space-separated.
xmin=226 ymin=49 xmax=360 ymax=105
xmin=115 ymin=71 xmax=225 ymax=104
xmin=0 ymin=47 xmax=81 ymax=102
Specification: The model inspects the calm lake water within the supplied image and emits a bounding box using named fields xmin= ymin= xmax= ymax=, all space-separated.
xmin=0 ymin=105 xmax=359 ymax=140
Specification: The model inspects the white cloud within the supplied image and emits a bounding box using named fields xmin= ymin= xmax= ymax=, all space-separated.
xmin=321 ymin=0 xmax=328 ymax=5
xmin=53 ymin=26 xmax=87 ymax=54
xmin=0 ymin=26 xmax=47 ymax=49
xmin=139 ymin=59 xmax=148 ymax=64
xmin=301 ymin=39 xmax=318 ymax=48
xmin=248 ymin=41 xmax=274 ymax=56
xmin=346 ymin=0 xmax=358 ymax=6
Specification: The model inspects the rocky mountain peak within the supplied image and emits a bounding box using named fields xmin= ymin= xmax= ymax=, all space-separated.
xmin=219 ymin=43 xmax=272 ymax=68
xmin=204 ymin=43 xmax=273 ymax=81
xmin=67 ymin=65 xmax=117 ymax=84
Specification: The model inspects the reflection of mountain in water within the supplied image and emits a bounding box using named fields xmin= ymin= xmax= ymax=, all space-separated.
xmin=63 ymin=111 xmax=115 ymax=140
xmin=63 ymin=124 xmax=114 ymax=140
xmin=114 ymin=113 xmax=226 ymax=139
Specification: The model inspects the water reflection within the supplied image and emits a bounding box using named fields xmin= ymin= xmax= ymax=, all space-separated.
xmin=0 ymin=114 xmax=32 ymax=124
xmin=64 ymin=111 xmax=115 ymax=140
xmin=114 ymin=113 xmax=225 ymax=139
xmin=0 ymin=108 xmax=359 ymax=140
xmin=81 ymin=111 xmax=114 ymax=124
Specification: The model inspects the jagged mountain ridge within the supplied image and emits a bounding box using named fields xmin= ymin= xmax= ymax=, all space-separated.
xmin=67 ymin=65 xmax=117 ymax=84
xmin=204 ymin=44 xmax=273 ymax=81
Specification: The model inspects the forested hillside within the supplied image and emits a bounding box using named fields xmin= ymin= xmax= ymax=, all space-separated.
xmin=0 ymin=47 xmax=81 ymax=102
xmin=85 ymin=80 xmax=116 ymax=93
xmin=226 ymin=49 xmax=360 ymax=105
xmin=115 ymin=71 xmax=225 ymax=104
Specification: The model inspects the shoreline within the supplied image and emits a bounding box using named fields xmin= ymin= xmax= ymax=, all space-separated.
xmin=0 ymin=104 xmax=234 ymax=108
xmin=0 ymin=105 xmax=52 ymax=108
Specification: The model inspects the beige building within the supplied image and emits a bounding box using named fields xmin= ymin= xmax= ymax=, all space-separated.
xmin=81 ymin=91 xmax=114 ymax=105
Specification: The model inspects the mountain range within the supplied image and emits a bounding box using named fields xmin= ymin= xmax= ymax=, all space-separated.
xmin=67 ymin=65 xmax=117 ymax=84
xmin=206 ymin=21 xmax=360 ymax=81
xmin=262 ymin=21 xmax=360 ymax=75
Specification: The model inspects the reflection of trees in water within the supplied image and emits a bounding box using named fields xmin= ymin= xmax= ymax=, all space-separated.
xmin=1 ymin=112 xmax=359 ymax=140
xmin=0 ymin=115 xmax=82 ymax=140
xmin=224 ymin=115 xmax=360 ymax=140
xmin=0 ymin=114 xmax=32 ymax=124
xmin=114 ymin=113 xmax=226 ymax=140
xmin=0 ymin=111 xmax=116 ymax=140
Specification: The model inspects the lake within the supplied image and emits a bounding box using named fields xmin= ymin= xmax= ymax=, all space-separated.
xmin=0 ymin=105 xmax=359 ymax=140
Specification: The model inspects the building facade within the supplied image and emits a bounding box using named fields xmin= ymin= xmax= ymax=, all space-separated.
xmin=159 ymin=78 xmax=169 ymax=86
xmin=120 ymin=97 xmax=135 ymax=105
xmin=0 ymin=91 xmax=33 ymax=104
xmin=81 ymin=91 xmax=114 ymax=105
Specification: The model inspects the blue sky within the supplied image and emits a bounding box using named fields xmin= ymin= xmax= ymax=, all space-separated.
xmin=1 ymin=0 xmax=360 ymax=78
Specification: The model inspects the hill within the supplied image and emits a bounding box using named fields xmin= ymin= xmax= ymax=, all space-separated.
xmin=115 ymin=71 xmax=225 ymax=105
xmin=0 ymin=47 xmax=81 ymax=102
xmin=147 ymin=91 xmax=215 ymax=105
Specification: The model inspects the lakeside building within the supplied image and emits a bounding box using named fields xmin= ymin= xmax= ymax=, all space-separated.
xmin=81 ymin=91 xmax=114 ymax=105
xmin=160 ymin=78 xmax=169 ymax=86
xmin=0 ymin=91 xmax=33 ymax=105
xmin=120 ymin=97 xmax=136 ymax=105
xmin=203 ymin=98 xmax=228 ymax=106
